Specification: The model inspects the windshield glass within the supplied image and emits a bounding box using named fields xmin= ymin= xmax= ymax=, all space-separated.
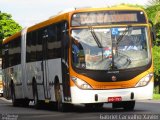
xmin=71 ymin=27 xmax=150 ymax=70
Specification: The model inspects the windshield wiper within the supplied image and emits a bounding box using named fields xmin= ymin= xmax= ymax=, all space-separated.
xmin=88 ymin=26 xmax=103 ymax=48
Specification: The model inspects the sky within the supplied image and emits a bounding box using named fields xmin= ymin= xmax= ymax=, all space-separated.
xmin=0 ymin=0 xmax=151 ymax=28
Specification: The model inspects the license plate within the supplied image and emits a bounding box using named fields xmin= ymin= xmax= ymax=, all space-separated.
xmin=108 ymin=96 xmax=122 ymax=102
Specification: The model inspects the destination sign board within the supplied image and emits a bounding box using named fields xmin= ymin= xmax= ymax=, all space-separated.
xmin=71 ymin=11 xmax=146 ymax=26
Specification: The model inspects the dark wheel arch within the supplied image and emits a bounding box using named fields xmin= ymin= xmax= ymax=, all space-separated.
xmin=32 ymin=77 xmax=41 ymax=109
xmin=10 ymin=80 xmax=18 ymax=106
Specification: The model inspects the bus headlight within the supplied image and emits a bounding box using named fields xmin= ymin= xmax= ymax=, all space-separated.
xmin=71 ymin=76 xmax=92 ymax=89
xmin=135 ymin=73 xmax=153 ymax=87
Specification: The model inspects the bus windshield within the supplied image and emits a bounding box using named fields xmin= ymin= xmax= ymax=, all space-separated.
xmin=71 ymin=26 xmax=150 ymax=70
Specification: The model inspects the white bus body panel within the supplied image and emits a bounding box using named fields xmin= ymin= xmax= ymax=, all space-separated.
xmin=25 ymin=58 xmax=62 ymax=101
xmin=2 ymin=65 xmax=23 ymax=99
xmin=47 ymin=59 xmax=63 ymax=101
xmin=13 ymin=65 xmax=23 ymax=99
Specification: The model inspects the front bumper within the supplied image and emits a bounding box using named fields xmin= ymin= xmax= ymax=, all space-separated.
xmin=70 ymin=82 xmax=153 ymax=104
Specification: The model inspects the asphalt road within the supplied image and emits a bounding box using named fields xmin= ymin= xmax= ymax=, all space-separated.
xmin=0 ymin=97 xmax=160 ymax=120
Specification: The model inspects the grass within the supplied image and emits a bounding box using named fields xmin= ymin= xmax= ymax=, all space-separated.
xmin=153 ymin=94 xmax=160 ymax=100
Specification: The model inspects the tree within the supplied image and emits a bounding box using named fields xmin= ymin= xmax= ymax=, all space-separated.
xmin=152 ymin=46 xmax=160 ymax=93
xmin=148 ymin=0 xmax=160 ymax=5
xmin=145 ymin=2 xmax=160 ymax=93
xmin=0 ymin=11 xmax=22 ymax=57
xmin=112 ymin=3 xmax=144 ymax=9
xmin=145 ymin=1 xmax=160 ymax=39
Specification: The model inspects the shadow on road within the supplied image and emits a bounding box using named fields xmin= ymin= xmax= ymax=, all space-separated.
xmin=0 ymin=98 xmax=151 ymax=113
xmin=18 ymin=103 xmax=150 ymax=113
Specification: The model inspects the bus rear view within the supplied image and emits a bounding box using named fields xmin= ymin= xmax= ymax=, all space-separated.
xmin=69 ymin=7 xmax=154 ymax=110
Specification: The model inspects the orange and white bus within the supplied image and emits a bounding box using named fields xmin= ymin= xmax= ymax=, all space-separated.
xmin=2 ymin=6 xmax=155 ymax=111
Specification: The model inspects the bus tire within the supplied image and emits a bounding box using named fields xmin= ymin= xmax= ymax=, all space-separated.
xmin=33 ymin=81 xmax=41 ymax=109
xmin=54 ymin=82 xmax=67 ymax=112
xmin=0 ymin=93 xmax=3 ymax=97
xmin=10 ymin=82 xmax=19 ymax=107
xmin=123 ymin=101 xmax=135 ymax=111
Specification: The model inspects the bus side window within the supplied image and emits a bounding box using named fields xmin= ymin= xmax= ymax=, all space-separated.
xmin=56 ymin=23 xmax=62 ymax=58
xmin=30 ymin=31 xmax=37 ymax=62
xmin=26 ymin=32 xmax=32 ymax=62
xmin=2 ymin=44 xmax=9 ymax=69
xmin=6 ymin=37 xmax=21 ymax=67
xmin=36 ymin=29 xmax=43 ymax=61
xmin=47 ymin=25 xmax=57 ymax=59
xmin=12 ymin=37 xmax=21 ymax=66
xmin=8 ymin=41 xmax=12 ymax=67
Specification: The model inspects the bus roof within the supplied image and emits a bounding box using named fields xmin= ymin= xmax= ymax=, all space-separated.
xmin=3 ymin=32 xmax=21 ymax=45
xmin=3 ymin=12 xmax=69 ymax=45
xmin=71 ymin=5 xmax=144 ymax=13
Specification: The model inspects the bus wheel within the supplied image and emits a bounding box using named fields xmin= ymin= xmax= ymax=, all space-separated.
xmin=0 ymin=93 xmax=3 ymax=97
xmin=123 ymin=101 xmax=135 ymax=111
xmin=55 ymin=83 xmax=65 ymax=112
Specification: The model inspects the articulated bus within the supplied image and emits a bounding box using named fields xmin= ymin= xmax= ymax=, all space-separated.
xmin=2 ymin=6 xmax=155 ymax=111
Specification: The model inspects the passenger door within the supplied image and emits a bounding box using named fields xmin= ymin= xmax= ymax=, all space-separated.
xmin=41 ymin=29 xmax=51 ymax=100
xmin=61 ymin=22 xmax=71 ymax=101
